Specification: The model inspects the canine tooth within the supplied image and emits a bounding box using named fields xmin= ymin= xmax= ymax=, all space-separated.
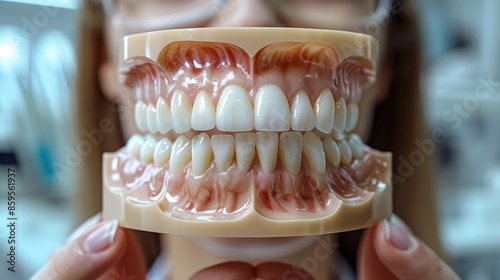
xmin=345 ymin=103 xmax=359 ymax=132
xmin=211 ymin=135 xmax=235 ymax=173
xmin=302 ymin=131 xmax=326 ymax=174
xmin=333 ymin=97 xmax=347 ymax=133
xmin=323 ymin=138 xmax=340 ymax=168
xmin=140 ymin=138 xmax=157 ymax=163
xmin=256 ymin=132 xmax=278 ymax=173
xmin=314 ymin=89 xmax=335 ymax=134
xmin=235 ymin=133 xmax=256 ymax=172
xmin=126 ymin=134 xmax=144 ymax=156
xmin=191 ymin=133 xmax=213 ymax=176
xmin=337 ymin=139 xmax=352 ymax=165
xmin=254 ymin=84 xmax=290 ymax=131
xmin=134 ymin=101 xmax=148 ymax=132
xmin=170 ymin=136 xmax=191 ymax=175
xmin=154 ymin=138 xmax=172 ymax=167
xmin=291 ymin=90 xmax=315 ymax=131
xmin=146 ymin=103 xmax=158 ymax=133
xmin=171 ymin=90 xmax=192 ymax=133
xmin=216 ymin=85 xmax=253 ymax=132
xmin=279 ymin=132 xmax=302 ymax=174
xmin=348 ymin=134 xmax=364 ymax=159
xmin=191 ymin=91 xmax=216 ymax=131
xmin=156 ymin=97 xmax=172 ymax=134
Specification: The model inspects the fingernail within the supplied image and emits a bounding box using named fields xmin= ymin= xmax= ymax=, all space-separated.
xmin=68 ymin=213 xmax=102 ymax=243
xmin=391 ymin=214 xmax=412 ymax=233
xmin=83 ymin=220 xmax=118 ymax=253
xmin=384 ymin=220 xmax=411 ymax=251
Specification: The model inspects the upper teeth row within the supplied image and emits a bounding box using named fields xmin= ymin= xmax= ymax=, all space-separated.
xmin=134 ymin=84 xmax=359 ymax=134
xmin=126 ymin=132 xmax=364 ymax=176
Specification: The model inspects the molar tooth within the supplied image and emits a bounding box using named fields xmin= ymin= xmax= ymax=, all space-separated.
xmin=336 ymin=139 xmax=352 ymax=165
xmin=291 ymin=90 xmax=315 ymax=131
xmin=146 ymin=103 xmax=158 ymax=133
xmin=140 ymin=138 xmax=157 ymax=163
xmin=170 ymin=136 xmax=191 ymax=175
xmin=347 ymin=134 xmax=364 ymax=159
xmin=302 ymin=131 xmax=326 ymax=174
xmin=235 ymin=133 xmax=256 ymax=173
xmin=323 ymin=138 xmax=340 ymax=168
xmin=191 ymin=91 xmax=216 ymax=131
xmin=191 ymin=133 xmax=213 ymax=176
xmin=314 ymin=89 xmax=335 ymax=134
xmin=171 ymin=90 xmax=192 ymax=133
xmin=156 ymin=97 xmax=172 ymax=134
xmin=134 ymin=101 xmax=148 ymax=132
xmin=211 ymin=135 xmax=235 ymax=173
xmin=333 ymin=97 xmax=347 ymax=133
xmin=345 ymin=103 xmax=359 ymax=132
xmin=279 ymin=132 xmax=302 ymax=174
xmin=154 ymin=138 xmax=172 ymax=167
xmin=216 ymin=85 xmax=253 ymax=132
xmin=126 ymin=134 xmax=144 ymax=156
xmin=254 ymin=84 xmax=290 ymax=131
xmin=256 ymin=132 xmax=278 ymax=173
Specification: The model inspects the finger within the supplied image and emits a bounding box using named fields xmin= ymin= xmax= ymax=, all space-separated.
xmin=358 ymin=224 xmax=398 ymax=280
xmin=190 ymin=262 xmax=254 ymax=280
xmin=32 ymin=220 xmax=126 ymax=280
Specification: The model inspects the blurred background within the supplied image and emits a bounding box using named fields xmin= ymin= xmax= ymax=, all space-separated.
xmin=0 ymin=0 xmax=499 ymax=279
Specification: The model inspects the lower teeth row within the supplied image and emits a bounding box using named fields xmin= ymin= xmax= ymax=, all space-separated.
xmin=126 ymin=132 xmax=364 ymax=176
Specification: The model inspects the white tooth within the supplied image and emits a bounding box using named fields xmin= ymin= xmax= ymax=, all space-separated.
xmin=126 ymin=134 xmax=144 ymax=156
xmin=216 ymin=85 xmax=253 ymax=132
xmin=345 ymin=103 xmax=359 ymax=132
xmin=170 ymin=136 xmax=191 ymax=175
xmin=256 ymin=132 xmax=278 ymax=173
xmin=337 ymin=139 xmax=352 ymax=165
xmin=191 ymin=91 xmax=216 ymax=131
xmin=333 ymin=97 xmax=347 ymax=133
xmin=348 ymin=134 xmax=364 ymax=159
xmin=314 ymin=89 xmax=335 ymax=134
xmin=323 ymin=138 xmax=340 ymax=168
xmin=191 ymin=133 xmax=213 ymax=176
xmin=302 ymin=131 xmax=326 ymax=174
xmin=156 ymin=97 xmax=172 ymax=134
xmin=146 ymin=103 xmax=158 ymax=133
xmin=279 ymin=132 xmax=302 ymax=174
xmin=134 ymin=101 xmax=148 ymax=132
xmin=154 ymin=138 xmax=172 ymax=167
xmin=254 ymin=84 xmax=290 ymax=131
xmin=140 ymin=138 xmax=157 ymax=163
xmin=291 ymin=90 xmax=315 ymax=131
xmin=235 ymin=133 xmax=256 ymax=172
xmin=171 ymin=90 xmax=192 ymax=133
xmin=211 ymin=135 xmax=235 ymax=173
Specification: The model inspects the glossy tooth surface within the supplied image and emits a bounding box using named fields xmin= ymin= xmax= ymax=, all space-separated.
xmin=337 ymin=139 xmax=352 ymax=165
xmin=323 ymin=138 xmax=340 ymax=168
xmin=211 ymin=135 xmax=235 ymax=173
xmin=191 ymin=133 xmax=213 ymax=176
xmin=171 ymin=90 xmax=192 ymax=133
xmin=333 ymin=97 xmax=347 ymax=133
xmin=156 ymin=97 xmax=172 ymax=134
xmin=170 ymin=136 xmax=191 ymax=175
xmin=279 ymin=132 xmax=302 ymax=174
xmin=235 ymin=133 xmax=256 ymax=173
xmin=191 ymin=91 xmax=216 ymax=131
xmin=140 ymin=138 xmax=157 ymax=163
xmin=345 ymin=103 xmax=359 ymax=132
xmin=146 ymin=103 xmax=158 ymax=133
xmin=314 ymin=89 xmax=335 ymax=134
xmin=302 ymin=131 xmax=326 ymax=174
xmin=154 ymin=138 xmax=172 ymax=167
xmin=216 ymin=85 xmax=253 ymax=132
xmin=126 ymin=134 xmax=144 ymax=156
xmin=291 ymin=90 xmax=315 ymax=131
xmin=256 ymin=132 xmax=278 ymax=173
xmin=254 ymin=84 xmax=290 ymax=131
xmin=348 ymin=134 xmax=364 ymax=159
xmin=134 ymin=101 xmax=148 ymax=132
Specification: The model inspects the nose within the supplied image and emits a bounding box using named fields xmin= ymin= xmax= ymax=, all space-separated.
xmin=208 ymin=0 xmax=283 ymax=27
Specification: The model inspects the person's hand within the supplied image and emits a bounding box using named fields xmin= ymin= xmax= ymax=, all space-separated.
xmin=358 ymin=215 xmax=461 ymax=280
xmin=31 ymin=214 xmax=147 ymax=280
